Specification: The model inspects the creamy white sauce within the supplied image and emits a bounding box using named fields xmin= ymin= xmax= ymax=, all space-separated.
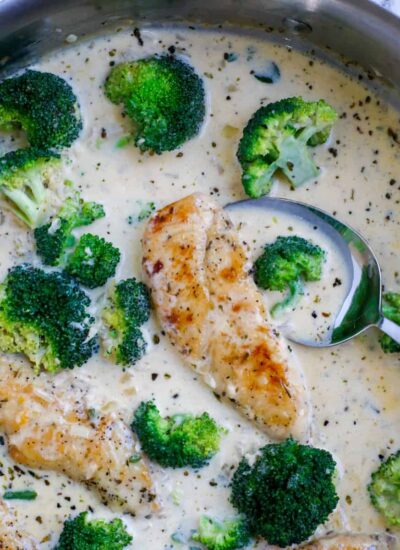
xmin=0 ymin=25 xmax=399 ymax=549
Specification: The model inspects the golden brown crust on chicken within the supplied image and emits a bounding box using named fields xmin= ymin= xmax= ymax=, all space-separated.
xmin=0 ymin=365 xmax=156 ymax=516
xmin=301 ymin=534 xmax=395 ymax=550
xmin=0 ymin=501 xmax=37 ymax=550
xmin=143 ymin=193 xmax=309 ymax=439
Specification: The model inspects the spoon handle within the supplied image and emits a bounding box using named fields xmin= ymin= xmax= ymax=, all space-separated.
xmin=379 ymin=317 xmax=400 ymax=345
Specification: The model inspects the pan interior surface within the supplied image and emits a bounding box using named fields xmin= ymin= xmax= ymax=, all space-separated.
xmin=0 ymin=4 xmax=399 ymax=549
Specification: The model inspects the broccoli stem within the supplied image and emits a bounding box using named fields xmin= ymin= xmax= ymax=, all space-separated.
xmin=298 ymin=125 xmax=320 ymax=144
xmin=2 ymin=187 xmax=42 ymax=227
xmin=271 ymin=278 xmax=304 ymax=317
xmin=27 ymin=171 xmax=46 ymax=203
xmin=276 ymin=135 xmax=319 ymax=188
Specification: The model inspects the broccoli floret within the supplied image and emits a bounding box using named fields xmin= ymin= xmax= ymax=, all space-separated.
xmin=101 ymin=278 xmax=151 ymax=366
xmin=0 ymin=264 xmax=97 ymax=373
xmin=379 ymin=292 xmax=400 ymax=353
xmin=132 ymin=401 xmax=224 ymax=468
xmin=104 ymin=55 xmax=205 ymax=154
xmin=0 ymin=70 xmax=82 ymax=150
xmin=192 ymin=516 xmax=251 ymax=550
xmin=254 ymin=235 xmax=325 ymax=317
xmin=237 ymin=97 xmax=337 ymax=197
xmin=368 ymin=450 xmax=400 ymax=525
xmin=65 ymin=233 xmax=121 ymax=289
xmin=34 ymin=192 xmax=105 ymax=266
xmin=230 ymin=438 xmax=338 ymax=548
xmin=0 ymin=147 xmax=61 ymax=228
xmin=55 ymin=512 xmax=132 ymax=550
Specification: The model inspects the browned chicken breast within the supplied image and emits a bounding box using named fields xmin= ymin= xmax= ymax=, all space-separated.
xmin=0 ymin=501 xmax=37 ymax=550
xmin=142 ymin=193 xmax=309 ymax=439
xmin=0 ymin=364 xmax=156 ymax=516
xmin=301 ymin=534 xmax=395 ymax=550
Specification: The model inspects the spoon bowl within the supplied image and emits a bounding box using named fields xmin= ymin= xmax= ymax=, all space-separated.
xmin=226 ymin=196 xmax=400 ymax=348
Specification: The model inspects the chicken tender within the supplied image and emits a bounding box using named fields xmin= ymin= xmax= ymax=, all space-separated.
xmin=0 ymin=364 xmax=155 ymax=516
xmin=142 ymin=193 xmax=309 ymax=439
xmin=0 ymin=500 xmax=37 ymax=550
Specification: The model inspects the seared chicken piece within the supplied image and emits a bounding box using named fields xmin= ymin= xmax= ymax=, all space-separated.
xmin=143 ymin=193 xmax=309 ymax=439
xmin=0 ymin=500 xmax=37 ymax=550
xmin=301 ymin=534 xmax=395 ymax=550
xmin=0 ymin=364 xmax=155 ymax=516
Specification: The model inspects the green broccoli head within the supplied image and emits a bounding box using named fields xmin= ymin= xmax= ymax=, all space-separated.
xmin=104 ymin=55 xmax=205 ymax=154
xmin=34 ymin=192 xmax=105 ymax=266
xmin=0 ymin=147 xmax=61 ymax=228
xmin=192 ymin=516 xmax=251 ymax=550
xmin=254 ymin=235 xmax=325 ymax=317
xmin=101 ymin=278 xmax=151 ymax=367
xmin=65 ymin=233 xmax=121 ymax=289
xmin=132 ymin=401 xmax=224 ymax=468
xmin=230 ymin=438 xmax=338 ymax=548
xmin=0 ymin=264 xmax=98 ymax=373
xmin=379 ymin=292 xmax=400 ymax=353
xmin=0 ymin=70 xmax=82 ymax=150
xmin=55 ymin=512 xmax=132 ymax=550
xmin=368 ymin=449 xmax=400 ymax=526
xmin=237 ymin=97 xmax=337 ymax=197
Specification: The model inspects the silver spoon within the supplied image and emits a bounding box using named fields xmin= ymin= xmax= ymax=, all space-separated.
xmin=226 ymin=196 xmax=400 ymax=348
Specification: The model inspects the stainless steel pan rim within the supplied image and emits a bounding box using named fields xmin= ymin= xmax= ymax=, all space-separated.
xmin=0 ymin=0 xmax=399 ymax=107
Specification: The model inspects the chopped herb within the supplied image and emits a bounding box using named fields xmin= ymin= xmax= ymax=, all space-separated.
xmin=224 ymin=52 xmax=238 ymax=62
xmin=171 ymin=487 xmax=183 ymax=505
xmin=127 ymin=202 xmax=156 ymax=225
xmin=138 ymin=202 xmax=156 ymax=221
xmin=129 ymin=454 xmax=142 ymax=464
xmin=116 ymin=135 xmax=132 ymax=148
xmin=171 ymin=531 xmax=186 ymax=543
xmin=87 ymin=408 xmax=98 ymax=420
xmin=254 ymin=61 xmax=281 ymax=84
xmin=4 ymin=489 xmax=37 ymax=500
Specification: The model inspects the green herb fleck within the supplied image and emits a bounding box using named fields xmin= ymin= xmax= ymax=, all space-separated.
xmin=129 ymin=454 xmax=142 ymax=464
xmin=171 ymin=531 xmax=185 ymax=543
xmin=224 ymin=52 xmax=238 ymax=62
xmin=254 ymin=61 xmax=281 ymax=84
xmin=138 ymin=202 xmax=156 ymax=221
xmin=116 ymin=135 xmax=132 ymax=148
xmin=4 ymin=490 xmax=37 ymax=501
